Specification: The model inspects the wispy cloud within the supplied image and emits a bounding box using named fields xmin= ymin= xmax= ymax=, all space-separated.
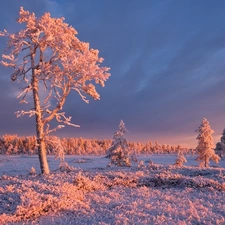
xmin=0 ymin=0 xmax=225 ymax=146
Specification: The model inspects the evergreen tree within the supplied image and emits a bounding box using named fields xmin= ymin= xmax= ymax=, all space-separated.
xmin=106 ymin=120 xmax=135 ymax=166
xmin=215 ymin=128 xmax=225 ymax=158
xmin=174 ymin=151 xmax=187 ymax=166
xmin=195 ymin=118 xmax=220 ymax=167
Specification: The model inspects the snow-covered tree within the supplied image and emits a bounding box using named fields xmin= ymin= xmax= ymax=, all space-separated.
xmin=138 ymin=160 xmax=145 ymax=168
xmin=107 ymin=120 xmax=135 ymax=167
xmin=174 ymin=151 xmax=187 ymax=166
xmin=6 ymin=144 xmax=13 ymax=155
xmin=46 ymin=136 xmax=65 ymax=162
xmin=215 ymin=128 xmax=225 ymax=158
xmin=195 ymin=118 xmax=220 ymax=167
xmin=29 ymin=167 xmax=36 ymax=175
xmin=0 ymin=8 xmax=110 ymax=174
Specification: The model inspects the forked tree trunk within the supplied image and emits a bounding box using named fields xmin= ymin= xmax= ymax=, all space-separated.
xmin=31 ymin=55 xmax=50 ymax=174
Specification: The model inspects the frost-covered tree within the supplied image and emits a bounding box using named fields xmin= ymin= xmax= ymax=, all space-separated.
xmin=107 ymin=120 xmax=135 ymax=167
xmin=6 ymin=144 xmax=13 ymax=155
xmin=29 ymin=167 xmax=36 ymax=175
xmin=0 ymin=8 xmax=110 ymax=174
xmin=215 ymin=128 xmax=225 ymax=158
xmin=195 ymin=118 xmax=220 ymax=167
xmin=174 ymin=151 xmax=187 ymax=166
xmin=46 ymin=136 xmax=65 ymax=162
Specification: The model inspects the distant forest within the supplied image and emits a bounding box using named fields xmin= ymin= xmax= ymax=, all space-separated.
xmin=0 ymin=134 xmax=195 ymax=155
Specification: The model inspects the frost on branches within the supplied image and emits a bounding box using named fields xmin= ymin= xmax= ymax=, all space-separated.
xmin=195 ymin=118 xmax=220 ymax=167
xmin=46 ymin=136 xmax=65 ymax=162
xmin=215 ymin=128 xmax=225 ymax=158
xmin=106 ymin=120 xmax=137 ymax=167
xmin=0 ymin=8 xmax=110 ymax=174
xmin=46 ymin=136 xmax=72 ymax=172
xmin=174 ymin=151 xmax=187 ymax=166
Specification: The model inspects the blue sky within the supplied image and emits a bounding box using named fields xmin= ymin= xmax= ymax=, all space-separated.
xmin=0 ymin=0 xmax=225 ymax=147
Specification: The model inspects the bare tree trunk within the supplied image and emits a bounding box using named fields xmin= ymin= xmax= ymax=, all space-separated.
xmin=31 ymin=53 xmax=50 ymax=174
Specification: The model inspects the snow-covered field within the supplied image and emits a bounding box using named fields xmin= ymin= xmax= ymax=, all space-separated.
xmin=0 ymin=154 xmax=225 ymax=224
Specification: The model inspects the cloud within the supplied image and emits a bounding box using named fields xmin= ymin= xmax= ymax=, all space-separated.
xmin=0 ymin=0 xmax=225 ymax=147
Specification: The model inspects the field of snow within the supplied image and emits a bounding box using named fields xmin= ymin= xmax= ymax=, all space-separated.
xmin=0 ymin=154 xmax=225 ymax=224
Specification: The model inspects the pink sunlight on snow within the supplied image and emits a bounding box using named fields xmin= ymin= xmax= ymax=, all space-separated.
xmin=0 ymin=155 xmax=225 ymax=224
xmin=0 ymin=3 xmax=225 ymax=225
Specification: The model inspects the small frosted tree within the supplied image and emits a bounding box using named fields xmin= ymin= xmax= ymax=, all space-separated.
xmin=29 ymin=167 xmax=36 ymax=175
xmin=215 ymin=128 xmax=225 ymax=158
xmin=107 ymin=120 xmax=135 ymax=167
xmin=46 ymin=136 xmax=64 ymax=162
xmin=195 ymin=118 xmax=220 ymax=167
xmin=47 ymin=136 xmax=72 ymax=172
xmin=0 ymin=8 xmax=110 ymax=174
xmin=174 ymin=151 xmax=187 ymax=166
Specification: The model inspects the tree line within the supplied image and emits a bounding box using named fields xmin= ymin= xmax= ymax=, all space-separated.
xmin=0 ymin=134 xmax=194 ymax=155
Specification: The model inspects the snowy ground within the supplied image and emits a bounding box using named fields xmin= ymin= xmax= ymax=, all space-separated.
xmin=0 ymin=154 xmax=225 ymax=224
